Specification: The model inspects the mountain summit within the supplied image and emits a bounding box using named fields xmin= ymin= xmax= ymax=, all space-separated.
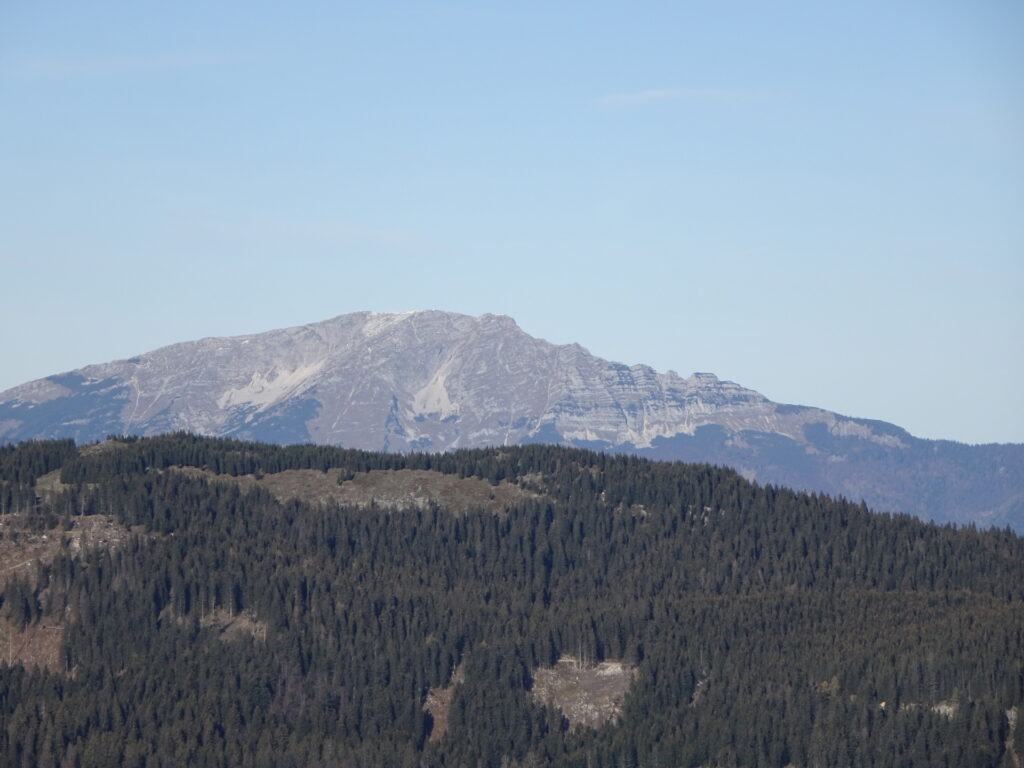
xmin=1 ymin=310 xmax=1021 ymax=529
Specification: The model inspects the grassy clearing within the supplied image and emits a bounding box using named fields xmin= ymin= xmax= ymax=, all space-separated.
xmin=175 ymin=466 xmax=545 ymax=515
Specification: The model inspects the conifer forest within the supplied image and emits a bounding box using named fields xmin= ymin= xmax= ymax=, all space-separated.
xmin=0 ymin=434 xmax=1021 ymax=767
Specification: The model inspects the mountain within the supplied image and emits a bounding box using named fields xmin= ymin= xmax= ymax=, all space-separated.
xmin=1 ymin=310 xmax=1021 ymax=529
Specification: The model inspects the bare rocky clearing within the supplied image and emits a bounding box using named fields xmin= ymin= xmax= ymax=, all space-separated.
xmin=530 ymin=655 xmax=637 ymax=730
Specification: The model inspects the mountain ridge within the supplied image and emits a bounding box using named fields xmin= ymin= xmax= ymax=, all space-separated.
xmin=1 ymin=309 xmax=1021 ymax=530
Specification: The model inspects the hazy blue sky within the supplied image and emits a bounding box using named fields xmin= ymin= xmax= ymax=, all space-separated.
xmin=1 ymin=1 xmax=1021 ymax=444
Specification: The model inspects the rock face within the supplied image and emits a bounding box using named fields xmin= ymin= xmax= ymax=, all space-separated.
xmin=1 ymin=310 xmax=1022 ymax=530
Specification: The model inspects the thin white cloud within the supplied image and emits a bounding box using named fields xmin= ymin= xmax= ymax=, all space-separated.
xmin=598 ymin=88 xmax=768 ymax=108
xmin=5 ymin=52 xmax=217 ymax=80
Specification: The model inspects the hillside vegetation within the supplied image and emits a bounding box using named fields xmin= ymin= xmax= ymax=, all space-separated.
xmin=0 ymin=434 xmax=1021 ymax=767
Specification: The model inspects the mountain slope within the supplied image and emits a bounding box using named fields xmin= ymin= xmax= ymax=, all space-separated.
xmin=1 ymin=310 xmax=1021 ymax=529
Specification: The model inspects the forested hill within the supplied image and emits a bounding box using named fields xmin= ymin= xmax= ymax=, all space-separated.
xmin=1 ymin=435 xmax=1022 ymax=767
xmin=3 ymin=310 xmax=1020 ymax=532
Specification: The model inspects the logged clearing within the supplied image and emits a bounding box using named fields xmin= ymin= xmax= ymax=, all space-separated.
xmin=1007 ymin=706 xmax=1020 ymax=768
xmin=201 ymin=609 xmax=267 ymax=642
xmin=0 ymin=513 xmax=136 ymax=671
xmin=175 ymin=467 xmax=543 ymax=514
xmin=0 ymin=515 xmax=135 ymax=590
xmin=0 ymin=615 xmax=64 ymax=671
xmin=530 ymin=656 xmax=636 ymax=730
xmin=161 ymin=605 xmax=268 ymax=645
xmin=78 ymin=439 xmax=133 ymax=457
xmin=34 ymin=469 xmax=70 ymax=497
xmin=423 ymin=663 xmax=466 ymax=742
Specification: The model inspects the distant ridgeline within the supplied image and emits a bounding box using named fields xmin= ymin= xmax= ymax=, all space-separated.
xmin=0 ymin=434 xmax=1022 ymax=767
xmin=2 ymin=310 xmax=1021 ymax=532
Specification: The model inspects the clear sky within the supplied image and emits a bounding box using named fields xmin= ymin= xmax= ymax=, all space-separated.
xmin=1 ymin=1 xmax=1021 ymax=444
